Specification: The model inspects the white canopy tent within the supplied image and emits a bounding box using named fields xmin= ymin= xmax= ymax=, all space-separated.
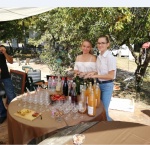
xmin=0 ymin=7 xmax=55 ymax=21
xmin=0 ymin=7 xmax=55 ymax=47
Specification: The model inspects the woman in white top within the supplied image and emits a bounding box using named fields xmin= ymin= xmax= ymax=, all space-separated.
xmin=74 ymin=40 xmax=96 ymax=77
xmin=86 ymin=35 xmax=116 ymax=121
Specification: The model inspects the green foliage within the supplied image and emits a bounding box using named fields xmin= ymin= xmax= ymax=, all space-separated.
xmin=0 ymin=20 xmax=23 ymax=42
xmin=1 ymin=8 xmax=150 ymax=78
xmin=39 ymin=43 xmax=80 ymax=76
xmin=28 ymin=8 xmax=150 ymax=75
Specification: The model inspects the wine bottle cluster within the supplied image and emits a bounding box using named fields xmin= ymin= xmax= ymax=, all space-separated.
xmin=48 ymin=75 xmax=101 ymax=117
xmin=78 ymin=80 xmax=101 ymax=117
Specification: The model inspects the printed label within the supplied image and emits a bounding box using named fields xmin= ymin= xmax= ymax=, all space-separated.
xmin=79 ymin=102 xmax=83 ymax=110
xmin=69 ymin=96 xmax=71 ymax=101
xmin=88 ymin=106 xmax=94 ymax=115
xmin=80 ymin=85 xmax=83 ymax=93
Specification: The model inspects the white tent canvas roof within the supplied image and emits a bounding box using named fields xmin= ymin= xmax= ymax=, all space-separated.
xmin=0 ymin=7 xmax=55 ymax=21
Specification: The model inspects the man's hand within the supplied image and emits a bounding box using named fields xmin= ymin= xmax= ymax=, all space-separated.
xmin=0 ymin=46 xmax=13 ymax=64
xmin=0 ymin=47 xmax=6 ymax=54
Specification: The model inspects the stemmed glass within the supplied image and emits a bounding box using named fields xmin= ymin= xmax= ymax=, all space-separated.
xmin=72 ymin=104 xmax=79 ymax=120
xmin=78 ymin=102 xmax=86 ymax=119
xmin=17 ymin=94 xmax=23 ymax=107
xmin=22 ymin=94 xmax=27 ymax=108
xmin=39 ymin=99 xmax=44 ymax=112
xmin=27 ymin=95 xmax=33 ymax=109
xmin=45 ymin=100 xmax=50 ymax=112
xmin=33 ymin=98 xmax=38 ymax=111
xmin=63 ymin=105 xmax=70 ymax=120
xmin=66 ymin=102 xmax=73 ymax=119
xmin=49 ymin=105 xmax=57 ymax=118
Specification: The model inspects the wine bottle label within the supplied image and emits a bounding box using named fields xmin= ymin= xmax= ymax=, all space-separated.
xmin=88 ymin=106 xmax=94 ymax=115
xmin=79 ymin=102 xmax=83 ymax=110
xmin=80 ymin=85 xmax=83 ymax=93
xmin=56 ymin=85 xmax=60 ymax=91
xmin=69 ymin=96 xmax=71 ymax=101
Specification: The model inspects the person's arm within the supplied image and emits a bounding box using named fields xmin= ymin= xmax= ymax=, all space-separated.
xmin=4 ymin=52 xmax=13 ymax=64
xmin=87 ymin=55 xmax=116 ymax=80
xmin=0 ymin=47 xmax=13 ymax=64
xmin=84 ymin=71 xmax=97 ymax=78
xmin=74 ymin=69 xmax=79 ymax=75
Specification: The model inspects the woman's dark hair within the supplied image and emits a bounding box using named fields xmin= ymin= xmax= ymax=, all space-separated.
xmin=98 ymin=35 xmax=110 ymax=43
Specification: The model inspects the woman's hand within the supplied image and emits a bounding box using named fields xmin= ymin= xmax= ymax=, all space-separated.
xmin=78 ymin=72 xmax=87 ymax=78
xmin=90 ymin=75 xmax=98 ymax=79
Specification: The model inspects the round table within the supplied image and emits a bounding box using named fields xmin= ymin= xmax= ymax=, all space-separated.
xmin=7 ymin=94 xmax=106 ymax=144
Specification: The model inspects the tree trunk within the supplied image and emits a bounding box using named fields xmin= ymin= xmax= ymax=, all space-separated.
xmin=134 ymin=47 xmax=150 ymax=92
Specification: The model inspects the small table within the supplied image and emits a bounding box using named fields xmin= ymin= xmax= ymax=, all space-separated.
xmin=35 ymin=81 xmax=48 ymax=86
xmin=7 ymin=92 xmax=106 ymax=144
xmin=39 ymin=121 xmax=150 ymax=145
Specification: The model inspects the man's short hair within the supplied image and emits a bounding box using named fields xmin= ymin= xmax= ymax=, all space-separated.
xmin=0 ymin=45 xmax=6 ymax=48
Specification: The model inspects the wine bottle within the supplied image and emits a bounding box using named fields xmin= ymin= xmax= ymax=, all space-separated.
xmin=51 ymin=76 xmax=56 ymax=92
xmin=79 ymin=77 xmax=84 ymax=94
xmin=86 ymin=82 xmax=92 ymax=105
xmin=78 ymin=89 xmax=87 ymax=114
xmin=61 ymin=77 xmax=65 ymax=92
xmin=88 ymin=89 xmax=96 ymax=117
xmin=56 ymin=75 xmax=62 ymax=93
xmin=68 ymin=81 xmax=73 ymax=103
xmin=75 ymin=76 xmax=80 ymax=95
xmin=92 ymin=79 xmax=97 ymax=90
xmin=83 ymin=82 xmax=87 ymax=91
xmin=71 ymin=82 xmax=78 ymax=104
xmin=94 ymin=83 xmax=101 ymax=108
xmin=63 ymin=77 xmax=68 ymax=96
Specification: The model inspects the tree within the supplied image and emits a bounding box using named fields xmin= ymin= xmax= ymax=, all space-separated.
xmin=28 ymin=8 xmax=150 ymax=83
xmin=0 ymin=20 xmax=25 ymax=44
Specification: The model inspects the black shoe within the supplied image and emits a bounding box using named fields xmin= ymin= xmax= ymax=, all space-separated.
xmin=0 ymin=116 xmax=7 ymax=124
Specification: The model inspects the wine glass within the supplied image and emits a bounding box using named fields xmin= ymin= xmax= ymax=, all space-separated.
xmin=27 ymin=95 xmax=33 ymax=109
xmin=39 ymin=99 xmax=44 ymax=112
xmin=22 ymin=94 xmax=27 ymax=108
xmin=49 ymin=106 xmax=56 ymax=118
xmin=33 ymin=98 xmax=38 ymax=111
xmin=45 ymin=101 xmax=50 ymax=112
xmin=63 ymin=106 xmax=70 ymax=120
xmin=72 ymin=104 xmax=79 ymax=120
xmin=17 ymin=94 xmax=23 ymax=107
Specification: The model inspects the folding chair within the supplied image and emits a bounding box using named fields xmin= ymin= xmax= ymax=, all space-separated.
xmin=22 ymin=66 xmax=33 ymax=73
xmin=26 ymin=69 xmax=45 ymax=91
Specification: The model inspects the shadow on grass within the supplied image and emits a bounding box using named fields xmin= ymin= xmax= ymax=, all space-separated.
xmin=141 ymin=110 xmax=150 ymax=117
xmin=114 ymin=68 xmax=150 ymax=105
